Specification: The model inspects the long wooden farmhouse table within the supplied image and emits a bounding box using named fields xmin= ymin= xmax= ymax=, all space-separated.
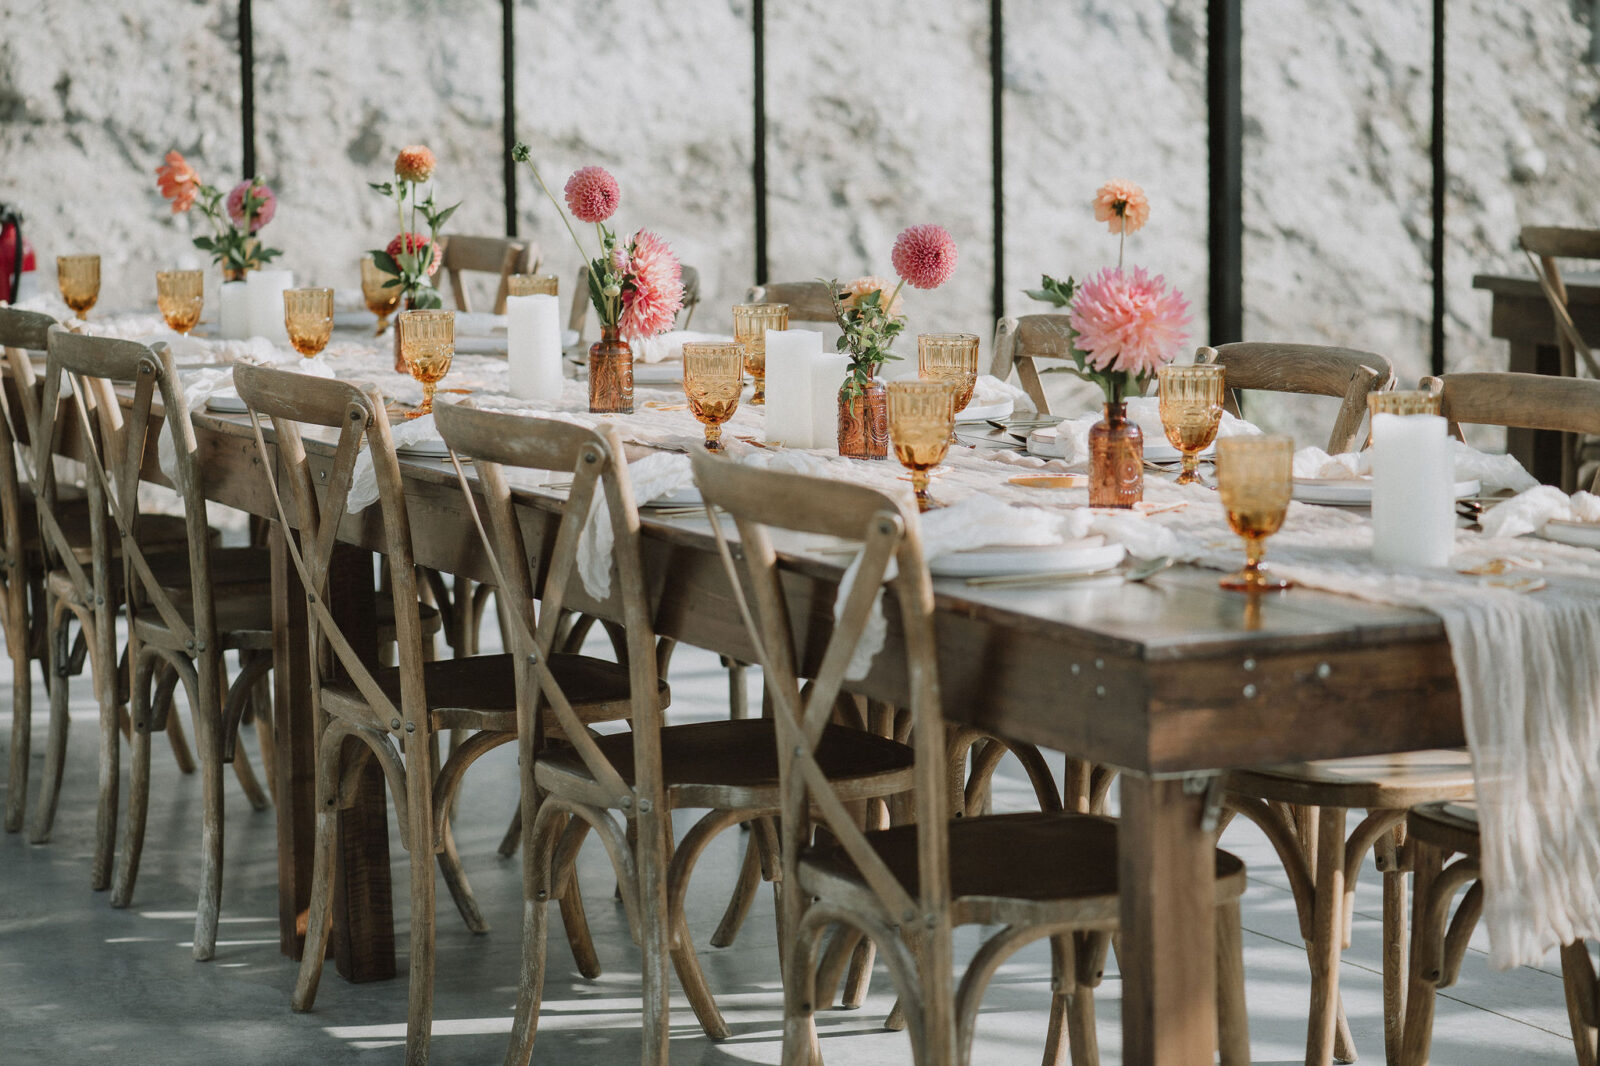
xmin=62 ymin=389 xmax=1470 ymax=1066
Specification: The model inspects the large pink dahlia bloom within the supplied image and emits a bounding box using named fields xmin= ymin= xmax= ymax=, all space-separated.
xmin=225 ymin=179 xmax=277 ymax=232
xmin=1068 ymin=267 xmax=1191 ymax=376
xmin=891 ymin=224 xmax=957 ymax=290
xmin=564 ymin=166 xmax=621 ymax=224
xmin=618 ymin=229 xmax=683 ymax=341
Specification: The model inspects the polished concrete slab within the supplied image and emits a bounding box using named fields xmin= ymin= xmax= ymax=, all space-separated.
xmin=0 ymin=632 xmax=1585 ymax=1065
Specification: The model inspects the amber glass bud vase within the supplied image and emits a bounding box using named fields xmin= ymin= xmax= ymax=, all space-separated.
xmin=590 ymin=324 xmax=634 ymax=414
xmin=837 ymin=377 xmax=889 ymax=460
xmin=1088 ymin=400 xmax=1143 ymax=507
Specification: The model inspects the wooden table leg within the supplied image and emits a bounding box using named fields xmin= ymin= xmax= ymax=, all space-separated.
xmin=328 ymin=544 xmax=395 ymax=983
xmin=272 ymin=526 xmax=314 ymax=959
xmin=1119 ymin=775 xmax=1217 ymax=1066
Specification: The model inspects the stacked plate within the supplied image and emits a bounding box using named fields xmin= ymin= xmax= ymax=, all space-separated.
xmin=1292 ymin=477 xmax=1481 ymax=507
xmin=928 ymin=537 xmax=1125 ymax=579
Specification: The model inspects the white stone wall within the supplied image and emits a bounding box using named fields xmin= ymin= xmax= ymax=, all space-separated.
xmin=5 ymin=0 xmax=1600 ymax=445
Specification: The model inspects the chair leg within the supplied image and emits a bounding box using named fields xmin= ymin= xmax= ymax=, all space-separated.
xmin=1382 ymin=840 xmax=1409 ymax=1066
xmin=1399 ymin=840 xmax=1444 ymax=1066
xmin=1041 ymin=936 xmax=1072 ymax=1066
xmin=293 ymin=732 xmax=343 ymax=1013
xmin=437 ymin=816 xmax=490 ymax=935
xmin=840 ymin=934 xmax=877 ymax=1010
xmin=405 ymin=814 xmax=437 ymax=1065
xmin=4 ymin=589 xmax=32 ymax=834
xmin=1065 ymin=980 xmax=1099 ymax=1066
xmin=780 ymin=912 xmax=827 ymax=1066
xmin=84 ymin=609 xmax=120 ymax=893
xmin=710 ymin=830 xmax=763 ymax=948
xmin=26 ymin=614 xmax=71 ymax=844
xmin=502 ymin=802 xmax=566 ymax=1066
xmin=111 ymin=695 xmax=153 ymax=909
xmin=191 ymin=689 xmax=227 ymax=961
xmin=1216 ymin=901 xmax=1251 ymax=1066
xmin=1560 ymin=941 xmax=1599 ymax=1066
xmin=497 ymin=805 xmax=522 ymax=858
xmin=557 ymin=874 xmax=602 ymax=980
xmin=670 ymin=909 xmax=731 ymax=1040
xmin=1307 ymin=805 xmax=1349 ymax=1066
xmin=156 ymin=663 xmax=195 ymax=775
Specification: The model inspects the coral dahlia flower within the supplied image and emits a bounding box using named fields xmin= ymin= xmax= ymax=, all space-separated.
xmin=1068 ymin=267 xmax=1190 ymax=377
xmin=564 ymin=166 xmax=621 ymax=224
xmin=617 ymin=229 xmax=683 ymax=341
xmin=841 ymin=275 xmax=903 ymax=315
xmin=1093 ymin=179 xmax=1150 ymax=235
xmin=394 ymin=145 xmax=436 ymax=184
xmin=386 ymin=232 xmax=443 ymax=276
xmin=891 ymin=224 xmax=957 ymax=290
xmin=226 ymin=180 xmax=277 ymax=233
xmin=155 ymin=151 xmax=200 ymax=214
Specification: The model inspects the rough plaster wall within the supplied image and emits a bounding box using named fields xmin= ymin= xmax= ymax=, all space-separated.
xmin=6 ymin=0 xmax=1600 ymax=445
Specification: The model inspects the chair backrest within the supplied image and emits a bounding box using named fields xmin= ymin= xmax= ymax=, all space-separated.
xmin=990 ymin=314 xmax=1074 ymax=414
xmin=41 ymin=328 xmax=218 ymax=649
xmin=745 ymin=281 xmax=835 ymax=325
xmin=1196 ymin=342 xmax=1395 ymax=453
xmin=1518 ymin=226 xmax=1600 ymax=382
xmin=677 ymin=264 xmax=702 ymax=328
xmin=232 ymin=365 xmax=430 ymax=744
xmin=687 ymin=449 xmax=952 ymax=1014
xmin=433 ymin=234 xmax=535 ymax=315
xmin=1421 ymin=371 xmax=1600 ymax=492
xmin=0 ymin=308 xmax=56 ymax=604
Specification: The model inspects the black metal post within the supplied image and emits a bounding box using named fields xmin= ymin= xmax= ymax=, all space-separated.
xmin=753 ymin=0 xmax=768 ymax=285
xmin=503 ymin=0 xmax=518 ymax=236
xmin=240 ymin=0 xmax=255 ymax=179
xmin=990 ymin=0 xmax=1004 ymax=323
xmin=1207 ymin=0 xmax=1243 ymax=343
xmin=1430 ymin=0 xmax=1446 ymax=375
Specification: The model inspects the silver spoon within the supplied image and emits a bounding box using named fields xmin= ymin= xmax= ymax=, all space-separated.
xmin=965 ymin=555 xmax=1174 ymax=588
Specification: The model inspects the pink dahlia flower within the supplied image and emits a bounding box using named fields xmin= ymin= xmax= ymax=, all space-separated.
xmin=617 ymin=229 xmax=683 ymax=341
xmin=1093 ymin=179 xmax=1150 ymax=235
xmin=386 ymin=232 xmax=443 ymax=276
xmin=564 ymin=166 xmax=620 ymax=224
xmin=1068 ymin=267 xmax=1191 ymax=377
xmin=394 ymin=144 xmax=436 ymax=184
xmin=891 ymin=224 xmax=957 ymax=290
xmin=225 ymin=179 xmax=277 ymax=233
xmin=155 ymin=151 xmax=200 ymax=214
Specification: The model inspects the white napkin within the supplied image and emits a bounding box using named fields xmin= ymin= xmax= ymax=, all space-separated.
xmin=577 ymin=452 xmax=693 ymax=600
xmin=162 ymin=351 xmax=334 ymax=484
xmin=1048 ymin=396 xmax=1258 ymax=463
xmin=1479 ymin=486 xmax=1600 ymax=540
xmin=634 ymin=329 xmax=734 ymax=365
xmin=1292 ymin=441 xmax=1539 ymax=495
xmin=453 ymin=312 xmax=506 ymax=336
xmin=966 ymin=373 xmax=1036 ymax=415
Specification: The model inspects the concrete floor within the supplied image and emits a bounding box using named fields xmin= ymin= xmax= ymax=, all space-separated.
xmin=0 ymin=626 xmax=1587 ymax=1065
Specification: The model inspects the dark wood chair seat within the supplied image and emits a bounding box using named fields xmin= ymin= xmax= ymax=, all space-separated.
xmin=535 ymin=718 xmax=913 ymax=811
xmin=1406 ymin=799 xmax=1480 ymax=855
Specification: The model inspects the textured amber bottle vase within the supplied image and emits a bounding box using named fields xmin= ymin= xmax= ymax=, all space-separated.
xmin=589 ymin=324 xmax=634 ymax=414
xmin=837 ymin=377 xmax=889 ymax=460
xmin=1088 ymin=401 xmax=1143 ymax=507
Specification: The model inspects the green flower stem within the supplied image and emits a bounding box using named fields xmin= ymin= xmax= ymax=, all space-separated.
xmin=520 ymin=155 xmax=594 ymax=270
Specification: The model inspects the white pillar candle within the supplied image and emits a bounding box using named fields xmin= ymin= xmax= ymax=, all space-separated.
xmin=507 ymin=293 xmax=564 ymax=403
xmin=809 ymin=353 xmax=851 ymax=451
xmin=764 ymin=329 xmax=822 ymax=447
xmin=1371 ymin=412 xmax=1454 ymax=568
xmin=245 ymin=269 xmax=293 ymax=344
xmin=218 ymin=281 xmax=250 ymax=340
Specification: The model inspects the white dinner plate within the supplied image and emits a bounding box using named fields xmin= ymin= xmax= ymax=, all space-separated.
xmin=1292 ymin=477 xmax=1481 ymax=506
xmin=397 ymin=438 xmax=451 ymax=459
xmin=1537 ymin=519 xmax=1600 ymax=550
xmin=634 ymin=361 xmax=683 ymax=386
xmin=206 ymin=392 xmax=248 ymax=413
xmin=1026 ymin=427 xmax=1068 ymax=459
xmin=928 ymin=539 xmax=1124 ymax=579
xmin=643 ymin=486 xmax=703 ymax=508
xmin=956 ymin=398 xmax=1014 ymax=423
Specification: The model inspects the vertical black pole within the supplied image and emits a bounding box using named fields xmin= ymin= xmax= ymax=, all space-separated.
xmin=239 ymin=0 xmax=255 ymax=179
xmin=1430 ymin=0 xmax=1446 ymax=375
xmin=990 ymin=0 xmax=1005 ymax=324
xmin=1207 ymin=0 xmax=1243 ymax=343
xmin=503 ymin=0 xmax=518 ymax=236
xmin=753 ymin=0 xmax=768 ymax=285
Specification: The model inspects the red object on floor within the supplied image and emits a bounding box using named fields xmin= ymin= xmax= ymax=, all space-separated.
xmin=0 ymin=211 xmax=34 ymax=304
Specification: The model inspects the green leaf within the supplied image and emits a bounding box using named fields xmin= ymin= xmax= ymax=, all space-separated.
xmin=192 ymin=236 xmax=216 ymax=251
xmin=430 ymin=201 xmax=461 ymax=230
xmin=370 ymin=249 xmax=401 ymax=275
xmin=367 ymin=181 xmax=393 ymax=195
xmin=410 ymin=287 xmax=443 ymax=310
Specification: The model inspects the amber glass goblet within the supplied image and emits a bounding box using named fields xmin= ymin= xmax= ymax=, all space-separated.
xmin=155 ymin=270 xmax=204 ymax=334
xmin=888 ymin=380 xmax=956 ymax=512
xmin=732 ymin=302 xmax=788 ymax=406
xmin=283 ymin=288 xmax=335 ymax=359
xmin=917 ymin=332 xmax=980 ymax=442
xmin=397 ymin=309 xmax=454 ymax=418
xmin=58 ymin=255 xmax=101 ymax=318
xmin=506 ymin=273 xmax=560 ymax=297
xmin=1157 ymin=364 xmax=1227 ymax=484
xmin=682 ymin=342 xmax=745 ymax=451
xmin=1216 ymin=435 xmax=1295 ymax=591
xmin=361 ymin=258 xmax=402 ymax=337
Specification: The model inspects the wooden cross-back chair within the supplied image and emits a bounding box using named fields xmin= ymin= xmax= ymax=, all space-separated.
xmin=1400 ymin=801 xmax=1599 ymax=1066
xmin=41 ymin=327 xmax=277 ymax=958
xmin=431 ymin=234 xmax=535 ymax=315
xmin=990 ymin=314 xmax=1074 ymax=415
xmin=746 ymin=280 xmax=836 ymax=324
xmin=1422 ymin=370 xmax=1600 ymax=492
xmin=1520 ymin=226 xmax=1600 ymax=491
xmin=1196 ymin=342 xmax=1395 ymax=453
xmin=232 ymin=367 xmax=606 ymax=1066
xmin=434 ymin=402 xmax=919 ymax=1066
xmin=690 ymin=451 xmax=1251 ymax=1066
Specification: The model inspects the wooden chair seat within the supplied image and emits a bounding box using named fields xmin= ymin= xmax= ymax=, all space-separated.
xmin=535 ymin=718 xmax=913 ymax=811
xmin=319 ymin=651 xmax=650 ymax=734
xmin=1406 ymin=799 xmax=1481 ymax=856
xmin=26 ymin=507 xmax=190 ymax=564
xmin=1227 ymin=749 xmax=1475 ymax=810
xmin=800 ymin=811 xmax=1246 ymax=926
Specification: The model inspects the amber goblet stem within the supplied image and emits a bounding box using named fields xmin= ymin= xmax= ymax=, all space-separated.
xmin=751 ymin=373 xmax=765 ymax=406
xmin=417 ymin=381 xmax=437 ymax=418
xmin=910 ymin=470 xmax=934 ymax=511
xmin=1177 ymin=450 xmax=1204 ymax=485
xmin=374 ymin=313 xmax=390 ymax=338
xmin=704 ymin=423 xmax=723 ymax=451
